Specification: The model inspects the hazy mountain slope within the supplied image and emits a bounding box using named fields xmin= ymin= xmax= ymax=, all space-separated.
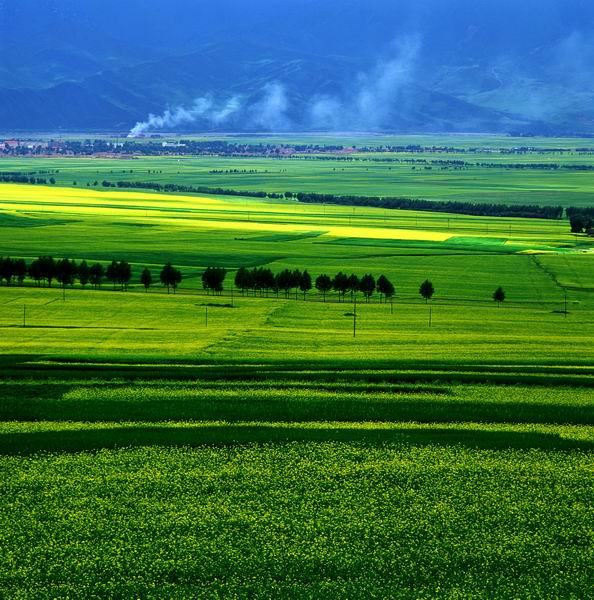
xmin=1 ymin=0 xmax=594 ymax=133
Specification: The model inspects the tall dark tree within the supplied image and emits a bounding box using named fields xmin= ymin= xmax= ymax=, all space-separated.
xmin=202 ymin=267 xmax=225 ymax=294
xmin=377 ymin=274 xmax=395 ymax=302
xmin=420 ymin=279 xmax=435 ymax=303
xmin=332 ymin=272 xmax=349 ymax=302
xmin=141 ymin=268 xmax=152 ymax=292
xmin=117 ymin=261 xmax=132 ymax=291
xmin=106 ymin=260 xmax=118 ymax=289
xmin=89 ymin=263 xmax=104 ymax=288
xmin=38 ymin=256 xmax=56 ymax=287
xmin=359 ymin=274 xmax=376 ymax=302
xmin=493 ymin=286 xmax=506 ymax=307
xmin=0 ymin=257 xmax=15 ymax=286
xmin=78 ymin=260 xmax=90 ymax=287
xmin=290 ymin=269 xmax=302 ymax=299
xmin=14 ymin=258 xmax=27 ymax=286
xmin=56 ymin=258 xmax=77 ymax=288
xmin=171 ymin=268 xmax=182 ymax=293
xmin=160 ymin=262 xmax=176 ymax=294
xmin=276 ymin=269 xmax=295 ymax=298
xmin=234 ymin=267 xmax=253 ymax=294
xmin=28 ymin=259 xmax=43 ymax=286
xmin=315 ymin=274 xmax=332 ymax=302
xmin=299 ymin=270 xmax=312 ymax=299
xmin=347 ymin=274 xmax=360 ymax=300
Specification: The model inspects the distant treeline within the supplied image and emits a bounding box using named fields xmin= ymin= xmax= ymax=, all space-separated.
xmin=0 ymin=172 xmax=576 ymax=220
xmin=108 ymin=180 xmax=564 ymax=219
xmin=7 ymin=138 xmax=594 ymax=158
xmin=0 ymin=172 xmax=55 ymax=185
xmin=291 ymin=155 xmax=594 ymax=171
xmin=292 ymin=192 xmax=564 ymax=220
xmin=106 ymin=179 xmax=286 ymax=199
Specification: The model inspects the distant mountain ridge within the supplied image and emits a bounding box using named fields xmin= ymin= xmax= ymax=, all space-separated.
xmin=1 ymin=0 xmax=594 ymax=134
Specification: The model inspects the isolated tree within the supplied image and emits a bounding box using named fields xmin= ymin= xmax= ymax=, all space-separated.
xmin=160 ymin=262 xmax=176 ymax=294
xmin=420 ymin=279 xmax=435 ymax=303
xmin=315 ymin=274 xmax=333 ymax=302
xmin=332 ymin=272 xmax=349 ymax=302
xmin=377 ymin=274 xmax=395 ymax=302
xmin=347 ymin=274 xmax=360 ymax=300
xmin=493 ymin=286 xmax=506 ymax=307
xmin=171 ymin=268 xmax=182 ymax=293
xmin=299 ymin=270 xmax=312 ymax=299
xmin=78 ymin=260 xmax=90 ymax=287
xmin=359 ymin=274 xmax=376 ymax=303
xmin=202 ymin=267 xmax=226 ymax=294
xmin=141 ymin=267 xmax=153 ymax=292
xmin=89 ymin=263 xmax=104 ymax=288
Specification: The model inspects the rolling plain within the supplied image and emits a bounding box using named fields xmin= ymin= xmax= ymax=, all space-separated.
xmin=0 ymin=139 xmax=593 ymax=598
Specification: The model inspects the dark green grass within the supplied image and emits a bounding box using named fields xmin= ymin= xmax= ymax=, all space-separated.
xmin=1 ymin=379 xmax=593 ymax=426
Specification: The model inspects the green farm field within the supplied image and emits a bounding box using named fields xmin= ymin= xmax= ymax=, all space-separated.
xmin=1 ymin=146 xmax=593 ymax=598
xmin=7 ymin=139 xmax=594 ymax=207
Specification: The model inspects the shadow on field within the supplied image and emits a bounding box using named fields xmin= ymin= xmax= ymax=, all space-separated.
xmin=2 ymin=391 xmax=592 ymax=426
xmin=1 ymin=425 xmax=592 ymax=456
xmin=2 ymin=356 xmax=594 ymax=387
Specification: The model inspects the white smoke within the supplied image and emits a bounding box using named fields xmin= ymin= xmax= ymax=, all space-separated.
xmin=248 ymin=82 xmax=292 ymax=131
xmin=128 ymin=37 xmax=422 ymax=135
xmin=129 ymin=95 xmax=242 ymax=136
xmin=310 ymin=35 xmax=421 ymax=131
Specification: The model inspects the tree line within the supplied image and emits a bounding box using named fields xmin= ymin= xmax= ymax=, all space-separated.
xmin=1 ymin=171 xmax=584 ymax=221
xmin=110 ymin=180 xmax=565 ymax=219
xmin=234 ymin=266 xmax=397 ymax=302
xmin=1 ymin=256 xmax=508 ymax=306
xmin=0 ymin=256 xmax=183 ymax=292
xmin=293 ymin=192 xmax=563 ymax=220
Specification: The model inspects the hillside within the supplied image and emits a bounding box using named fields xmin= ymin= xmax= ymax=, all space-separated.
xmin=1 ymin=0 xmax=594 ymax=134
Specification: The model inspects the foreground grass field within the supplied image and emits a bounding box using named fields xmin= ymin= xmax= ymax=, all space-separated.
xmin=0 ymin=158 xmax=593 ymax=598
xmin=1 ymin=368 xmax=593 ymax=598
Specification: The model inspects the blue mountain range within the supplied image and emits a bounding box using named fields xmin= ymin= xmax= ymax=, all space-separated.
xmin=1 ymin=0 xmax=594 ymax=134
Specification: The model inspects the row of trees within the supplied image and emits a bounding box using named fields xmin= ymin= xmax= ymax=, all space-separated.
xmin=0 ymin=256 xmax=183 ymax=293
xmin=234 ymin=267 xmax=397 ymax=302
xmin=1 ymin=256 xmax=508 ymax=305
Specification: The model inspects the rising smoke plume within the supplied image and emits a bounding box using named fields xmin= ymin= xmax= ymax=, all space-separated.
xmin=128 ymin=37 xmax=421 ymax=135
